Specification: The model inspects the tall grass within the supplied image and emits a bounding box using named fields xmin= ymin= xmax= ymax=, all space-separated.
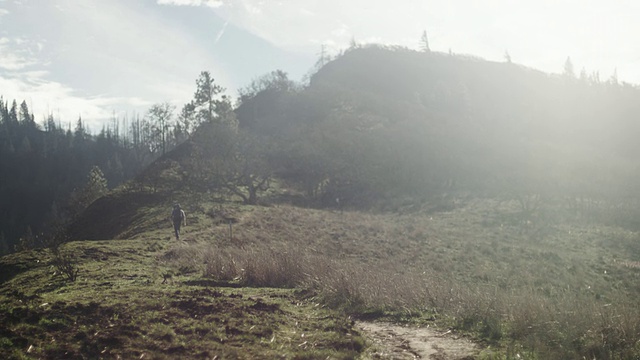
xmin=162 ymin=202 xmax=640 ymax=359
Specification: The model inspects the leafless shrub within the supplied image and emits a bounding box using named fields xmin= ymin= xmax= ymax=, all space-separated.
xmin=240 ymin=246 xmax=308 ymax=287
xmin=162 ymin=242 xmax=312 ymax=288
xmin=203 ymin=249 xmax=240 ymax=282
xmin=159 ymin=244 xmax=204 ymax=275
xmin=51 ymin=247 xmax=79 ymax=282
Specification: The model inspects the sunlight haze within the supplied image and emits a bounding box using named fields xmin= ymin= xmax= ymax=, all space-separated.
xmin=0 ymin=0 xmax=637 ymax=129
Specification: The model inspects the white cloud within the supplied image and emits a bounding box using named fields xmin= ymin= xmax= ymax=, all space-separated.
xmin=214 ymin=19 xmax=230 ymax=44
xmin=204 ymin=0 xmax=435 ymax=54
xmin=157 ymin=0 xmax=223 ymax=7
xmin=0 ymin=8 xmax=9 ymax=16
xmin=3 ymin=0 xmax=639 ymax=133
xmin=0 ymin=54 xmax=31 ymax=70
xmin=0 ymin=37 xmax=38 ymax=70
xmin=330 ymin=24 xmax=350 ymax=39
xmin=0 ymin=72 xmax=113 ymax=127
xmin=204 ymin=0 xmax=640 ymax=85
xmin=1 ymin=0 xmax=233 ymax=130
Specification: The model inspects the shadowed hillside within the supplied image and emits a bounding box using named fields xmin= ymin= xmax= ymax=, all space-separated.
xmin=235 ymin=46 xmax=640 ymax=216
xmin=67 ymin=192 xmax=166 ymax=240
xmin=2 ymin=46 xmax=640 ymax=359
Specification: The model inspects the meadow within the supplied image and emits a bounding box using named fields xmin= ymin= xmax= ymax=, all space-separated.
xmin=2 ymin=191 xmax=640 ymax=359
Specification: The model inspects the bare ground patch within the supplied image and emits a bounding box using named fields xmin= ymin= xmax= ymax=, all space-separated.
xmin=358 ymin=321 xmax=478 ymax=359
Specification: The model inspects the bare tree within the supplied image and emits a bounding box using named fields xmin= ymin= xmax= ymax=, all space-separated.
xmin=146 ymin=102 xmax=175 ymax=155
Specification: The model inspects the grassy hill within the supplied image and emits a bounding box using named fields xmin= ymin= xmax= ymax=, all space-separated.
xmin=2 ymin=188 xmax=640 ymax=359
xmin=0 ymin=193 xmax=367 ymax=359
xmin=2 ymin=46 xmax=640 ymax=359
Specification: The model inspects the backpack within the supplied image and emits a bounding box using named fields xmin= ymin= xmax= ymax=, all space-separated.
xmin=172 ymin=207 xmax=184 ymax=222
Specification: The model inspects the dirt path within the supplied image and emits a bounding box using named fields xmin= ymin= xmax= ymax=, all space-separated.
xmin=357 ymin=321 xmax=479 ymax=359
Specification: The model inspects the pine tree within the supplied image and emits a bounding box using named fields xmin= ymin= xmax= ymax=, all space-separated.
xmin=19 ymin=100 xmax=36 ymax=129
xmin=85 ymin=165 xmax=108 ymax=201
xmin=69 ymin=166 xmax=108 ymax=217
xmin=8 ymin=100 xmax=18 ymax=124
xmin=179 ymin=101 xmax=196 ymax=139
xmin=193 ymin=71 xmax=226 ymax=125
xmin=563 ymin=57 xmax=575 ymax=78
xmin=73 ymin=116 xmax=87 ymax=148
xmin=348 ymin=36 xmax=359 ymax=50
xmin=609 ymin=67 xmax=618 ymax=85
xmin=315 ymin=44 xmax=330 ymax=70
xmin=579 ymin=67 xmax=588 ymax=81
xmin=420 ymin=30 xmax=430 ymax=52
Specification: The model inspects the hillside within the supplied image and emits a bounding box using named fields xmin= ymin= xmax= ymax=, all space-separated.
xmin=2 ymin=46 xmax=640 ymax=359
xmin=2 ymin=188 xmax=640 ymax=359
xmin=235 ymin=46 xmax=640 ymax=215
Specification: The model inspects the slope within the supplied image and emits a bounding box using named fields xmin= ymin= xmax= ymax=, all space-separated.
xmin=0 ymin=197 xmax=367 ymax=359
xmin=3 ymin=45 xmax=640 ymax=360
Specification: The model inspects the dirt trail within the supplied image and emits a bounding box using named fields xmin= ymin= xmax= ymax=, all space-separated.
xmin=357 ymin=321 xmax=479 ymax=359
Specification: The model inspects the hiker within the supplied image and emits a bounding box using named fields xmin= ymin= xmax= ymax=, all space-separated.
xmin=171 ymin=204 xmax=186 ymax=240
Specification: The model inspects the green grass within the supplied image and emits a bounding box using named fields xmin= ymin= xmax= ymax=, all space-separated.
xmin=2 ymin=190 xmax=640 ymax=359
xmin=0 ymin=235 xmax=364 ymax=359
xmin=170 ymin=197 xmax=640 ymax=359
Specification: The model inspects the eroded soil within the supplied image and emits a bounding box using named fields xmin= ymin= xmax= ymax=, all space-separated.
xmin=358 ymin=321 xmax=478 ymax=359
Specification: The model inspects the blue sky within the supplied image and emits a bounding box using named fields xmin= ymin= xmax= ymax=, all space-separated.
xmin=1 ymin=0 xmax=639 ymax=130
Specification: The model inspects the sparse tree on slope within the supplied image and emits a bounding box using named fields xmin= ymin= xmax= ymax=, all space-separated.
xmin=420 ymin=30 xmax=430 ymax=52
xmin=563 ymin=56 xmax=575 ymax=78
xmin=178 ymin=101 xmax=196 ymax=139
xmin=69 ymin=166 xmax=108 ymax=217
xmin=146 ymin=102 xmax=175 ymax=155
xmin=192 ymin=71 xmax=236 ymax=128
xmin=219 ymin=130 xmax=272 ymax=205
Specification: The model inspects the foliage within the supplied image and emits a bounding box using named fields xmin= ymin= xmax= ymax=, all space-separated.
xmin=181 ymin=70 xmax=237 ymax=130
xmin=218 ymin=130 xmax=273 ymax=205
xmin=50 ymin=247 xmax=79 ymax=282
xmin=4 ymin=45 xmax=640 ymax=358
xmin=145 ymin=102 xmax=177 ymax=155
xmin=238 ymin=69 xmax=299 ymax=104
xmin=69 ymin=166 xmax=108 ymax=216
xmin=0 ymin=238 xmax=364 ymax=359
xmin=233 ymin=46 xmax=640 ymax=215
xmin=0 ymin=100 xmax=175 ymax=251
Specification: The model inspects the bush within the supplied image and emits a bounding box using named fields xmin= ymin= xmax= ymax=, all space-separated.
xmin=51 ymin=247 xmax=79 ymax=282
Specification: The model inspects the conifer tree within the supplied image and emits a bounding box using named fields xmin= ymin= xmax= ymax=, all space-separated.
xmin=420 ymin=30 xmax=430 ymax=52
xmin=69 ymin=166 xmax=108 ymax=217
xmin=563 ymin=56 xmax=575 ymax=78
xmin=19 ymin=100 xmax=36 ymax=129
xmin=504 ymin=50 xmax=512 ymax=63
xmin=193 ymin=71 xmax=226 ymax=125
xmin=84 ymin=165 xmax=108 ymax=202
xmin=8 ymin=100 xmax=18 ymax=124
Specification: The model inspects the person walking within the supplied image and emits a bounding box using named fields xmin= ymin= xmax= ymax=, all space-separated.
xmin=171 ymin=204 xmax=186 ymax=240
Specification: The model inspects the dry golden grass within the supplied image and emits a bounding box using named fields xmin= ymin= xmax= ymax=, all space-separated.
xmin=161 ymin=199 xmax=640 ymax=359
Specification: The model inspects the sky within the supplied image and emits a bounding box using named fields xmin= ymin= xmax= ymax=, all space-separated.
xmin=0 ymin=0 xmax=638 ymax=130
